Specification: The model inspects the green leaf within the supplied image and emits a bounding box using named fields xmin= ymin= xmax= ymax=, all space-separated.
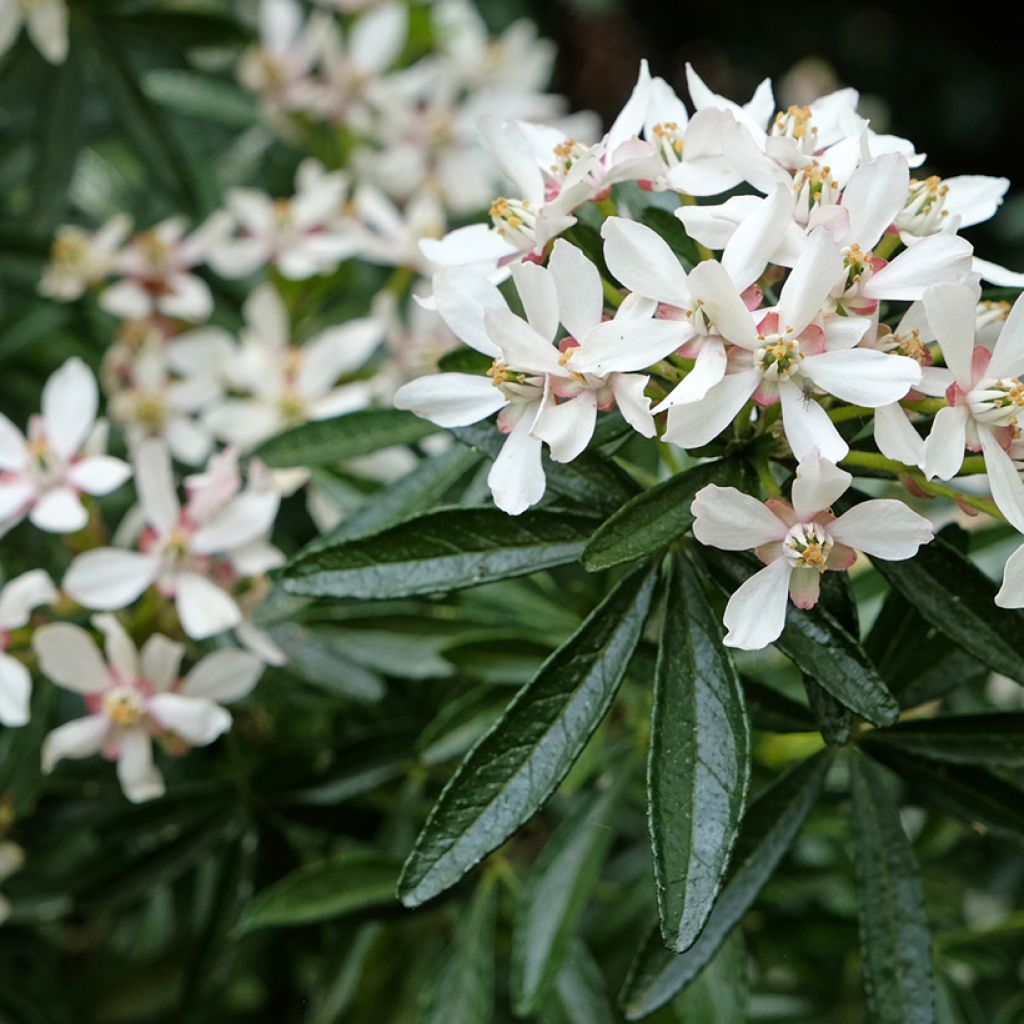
xmin=582 ymin=460 xmax=748 ymax=572
xmin=398 ymin=569 xmax=657 ymax=907
xmin=850 ymin=753 xmax=937 ymax=1024
xmin=254 ymin=409 xmax=437 ymax=469
xmin=234 ymin=849 xmax=401 ymax=935
xmin=143 ymin=69 xmax=259 ymax=129
xmin=869 ymin=535 xmax=1024 ymax=683
xmin=416 ymin=882 xmax=495 ymax=1024
xmin=649 ymin=557 xmax=750 ymax=952
xmin=862 ymin=714 xmax=1024 ymax=767
xmin=284 ymin=507 xmax=598 ymax=599
xmin=620 ymin=752 xmax=831 ymax=1019
xmin=267 ymin=623 xmax=386 ymax=701
xmin=865 ymin=747 xmax=1024 ymax=848
xmin=700 ymin=549 xmax=899 ymax=726
xmin=741 ymin=677 xmax=815 ymax=734
xmin=512 ymin=773 xmax=630 ymax=1013
xmin=802 ymin=575 xmax=856 ymax=744
xmin=638 ymin=206 xmax=703 ymax=268
xmin=544 ymin=940 xmax=617 ymax=1024
xmin=672 ymin=929 xmax=748 ymax=1023
xmin=438 ymin=348 xmax=493 ymax=374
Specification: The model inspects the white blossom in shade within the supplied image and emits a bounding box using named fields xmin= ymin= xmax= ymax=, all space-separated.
xmin=691 ymin=452 xmax=933 ymax=650
xmin=209 ymin=160 xmax=358 ymax=280
xmin=63 ymin=440 xmax=281 ymax=641
xmin=0 ymin=357 xmax=131 ymax=536
xmin=350 ymin=184 xmax=446 ymax=273
xmin=39 ymin=215 xmax=132 ymax=301
xmin=921 ymin=284 xmax=1024 ymax=532
xmin=0 ymin=0 xmax=67 ymax=63
xmin=203 ymin=283 xmax=384 ymax=450
xmin=0 ymin=570 xmax=57 ymax=726
xmin=100 ymin=214 xmax=231 ymax=323
xmin=35 ymin=615 xmax=263 ymax=803
xmin=0 ymin=842 xmax=24 ymax=925
xmin=662 ymin=229 xmax=922 ymax=462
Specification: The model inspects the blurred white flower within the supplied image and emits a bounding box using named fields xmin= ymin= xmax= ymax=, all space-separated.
xmin=40 ymin=215 xmax=132 ymax=302
xmin=0 ymin=841 xmax=25 ymax=925
xmin=0 ymin=0 xmax=68 ymax=64
xmin=0 ymin=570 xmax=57 ymax=726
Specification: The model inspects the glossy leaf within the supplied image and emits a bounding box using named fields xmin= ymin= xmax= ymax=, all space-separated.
xmin=649 ymin=557 xmax=750 ymax=952
xmin=543 ymin=940 xmax=617 ymax=1024
xmin=863 ymin=714 xmax=1024 ymax=767
xmin=267 ymin=623 xmax=386 ymax=701
xmin=672 ymin=929 xmax=748 ymax=1023
xmin=850 ymin=754 xmax=937 ymax=1024
xmin=398 ymin=569 xmax=657 ymax=907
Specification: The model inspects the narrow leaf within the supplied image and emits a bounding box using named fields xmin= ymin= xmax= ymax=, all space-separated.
xmin=398 ymin=569 xmax=657 ymax=907
xmin=284 ymin=507 xmax=598 ymax=599
xmin=850 ymin=754 xmax=937 ymax=1024
xmin=649 ymin=557 xmax=750 ymax=952
xmin=863 ymin=714 xmax=1024 ymax=767
xmin=545 ymin=940 xmax=617 ymax=1024
xmin=672 ymin=929 xmax=748 ymax=1023
xmin=267 ymin=623 xmax=385 ymax=701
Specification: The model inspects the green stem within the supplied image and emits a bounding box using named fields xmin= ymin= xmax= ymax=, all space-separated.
xmin=755 ymin=458 xmax=781 ymax=497
xmin=602 ymin=279 xmax=623 ymax=309
xmin=828 ymin=405 xmax=872 ymax=423
xmin=900 ymin=398 xmax=947 ymax=414
xmin=873 ymin=233 xmax=901 ymax=260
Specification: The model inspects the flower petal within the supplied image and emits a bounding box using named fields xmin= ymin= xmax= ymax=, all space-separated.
xmin=531 ymin=391 xmax=597 ymax=463
xmin=0 ymin=569 xmax=57 ymax=631
xmin=721 ymin=185 xmax=793 ymax=292
xmin=0 ymin=654 xmax=31 ymax=727
xmin=571 ymin=318 xmax=691 ymax=376
xmin=135 ymin=438 xmax=180 ymax=533
xmin=829 ymin=499 xmax=933 ymax=559
xmin=174 ymin=572 xmax=241 ymax=640
xmin=510 ymin=261 xmax=559 ymax=344
xmin=610 ymin=374 xmax=656 ymax=437
xmin=873 ymin=403 xmax=924 ymax=467
xmin=32 ymin=623 xmax=111 ymax=694
xmin=549 ymin=240 xmax=604 ymax=340
xmin=654 ymin=336 xmax=728 ymax=410
xmin=995 ymin=543 xmax=1024 ymax=609
xmin=42 ymin=357 xmax=97 ymax=459
xmin=663 ymin=369 xmax=759 ymax=449
xmin=484 ymin=308 xmax=562 ymax=376
xmin=922 ymin=283 xmax=979 ymax=387
xmin=686 ymin=260 xmax=758 ymax=348
xmin=864 ymin=235 xmax=973 ymax=301
xmin=116 ymin=729 xmax=165 ymax=803
xmin=691 ymin=484 xmax=788 ymax=550
xmin=801 ymin=349 xmax=921 ymax=407
xmin=393 ymin=373 xmax=507 ymax=428
xmin=790 ymin=452 xmax=852 ymax=521
xmin=980 ymin=427 xmax=1024 ymax=534
xmin=64 ymin=549 xmax=159 ymax=610
xmin=722 ymin=557 xmax=793 ymax=651
xmin=986 ymin=291 xmax=1024 ymax=381
xmin=180 ymin=649 xmax=264 ymax=703
xmin=67 ymin=455 xmax=132 ymax=496
xmin=29 ymin=487 xmax=88 ymax=534
xmin=778 ymin=229 xmax=843 ymax=337
xmin=140 ymin=635 xmax=185 ymax=692
xmin=92 ymin=613 xmax=139 ymax=680
xmin=778 ymin=380 xmax=848 ymax=462
xmin=148 ymin=693 xmax=232 ymax=747
xmin=922 ymin=404 xmax=968 ymax=480
xmin=600 ymin=217 xmax=690 ymax=309
xmin=42 ymin=715 xmax=111 ymax=773
xmin=487 ymin=408 xmax=545 ymax=515
xmin=841 ymin=153 xmax=909 ymax=250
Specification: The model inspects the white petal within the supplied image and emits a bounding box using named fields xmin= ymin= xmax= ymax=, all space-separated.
xmin=235 ymin=620 xmax=287 ymax=666
xmin=484 ymin=308 xmax=562 ymax=376
xmin=863 ymin=235 xmax=973 ymax=301
xmin=191 ymin=491 xmax=279 ymax=555
xmin=181 ymin=649 xmax=264 ymax=703
xmin=822 ymin=315 xmax=871 ymax=351
xmin=791 ymin=452 xmax=852 ymax=521
xmin=0 ymin=413 xmax=27 ymax=472
xmin=32 ymin=623 xmax=111 ymax=694
xmin=0 ymin=569 xmax=57 ymax=630
xmin=350 ymin=0 xmax=407 ymax=73
xmin=722 ymin=557 xmax=792 ymax=651
xmin=42 ymin=715 xmax=111 ymax=773
xmin=100 ymin=280 xmax=152 ymax=320
xmin=42 ymin=357 xmax=97 ymax=459
xmin=971 ymin=256 xmax=1024 ymax=289
xmin=116 ymin=729 xmax=165 ymax=803
xmin=829 ymin=499 xmax=933 ymax=560
xmin=92 ymin=613 xmax=139 ymax=680
xmin=297 ymin=319 xmax=383 ymax=396
xmin=431 ymin=269 xmax=505 ymax=357
xmin=420 ymin=225 xmax=518 ymax=272
xmin=0 ymin=478 xmax=33 ymax=524
xmin=654 ymin=336 xmax=727 ymax=409
xmin=922 ymin=283 xmax=978 ymax=387
xmin=686 ymin=261 xmax=758 ymax=348
xmin=873 ymin=403 xmax=924 ymax=467
xmin=995 ymin=543 xmax=1024 ymax=609
xmin=479 ymin=117 xmax=545 ymax=202
xmin=778 ymin=380 xmax=848 ymax=462
xmin=691 ymin=484 xmax=787 ymax=549
xmin=721 ymin=186 xmax=793 ymax=292
xmin=67 ymin=455 xmax=132 ymax=496
xmin=549 ymin=240 xmax=604 ymax=339
xmin=63 ymin=549 xmax=159 ymax=610
xmin=663 ymin=369 xmax=759 ymax=449
xmin=987 ymin=292 xmax=1024 ymax=380
xmin=140 ymin=635 xmax=184 ymax=692
xmin=922 ymin=404 xmax=968 ymax=480
xmin=572 ymin=319 xmax=691 ymax=376
xmin=158 ymin=273 xmax=213 ymax=322
xmin=600 ymin=217 xmax=690 ymax=308
xmin=488 ymin=410 xmax=545 ymax=515
xmin=802 ymin=350 xmax=921 ymax=407
xmin=943 ymin=175 xmax=1009 ymax=228
xmin=174 ymin=572 xmax=241 ymax=640
xmin=510 ymin=261 xmax=559 ymax=344
xmin=0 ymin=654 xmax=31 ymax=727
xmin=393 ymin=373 xmax=506 ymax=428
xmin=610 ymin=374 xmax=656 ymax=437
xmin=841 ymin=154 xmax=909 ymax=250
xmin=27 ymin=2 xmax=66 ymax=66
xmin=148 ymin=693 xmax=231 ymax=747
xmin=134 ymin=438 xmax=180 ymax=533
xmin=779 ymin=230 xmax=843 ymax=337
xmin=29 ymin=487 xmax=88 ymax=533
xmin=980 ymin=428 xmax=1024 ymax=534
xmin=531 ymin=391 xmax=597 ymax=463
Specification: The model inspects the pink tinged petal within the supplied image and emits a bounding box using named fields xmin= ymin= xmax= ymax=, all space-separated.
xmin=863 ymin=234 xmax=973 ymax=302
xmin=778 ymin=380 xmax=848 ymax=463
xmin=549 ymin=240 xmax=604 ymax=339
xmin=67 ymin=455 xmax=132 ymax=496
xmin=691 ymin=484 xmax=789 ymax=550
xmin=174 ymin=572 xmax=241 ymax=641
xmin=572 ymin=319 xmax=691 ymax=376
xmin=841 ymin=153 xmax=910 ymax=250
xmin=722 ymin=557 xmax=793 ymax=651
xmin=116 ymin=729 xmax=165 ymax=804
xmin=140 ymin=635 xmax=185 ymax=692
xmin=922 ymin=404 xmax=968 ymax=480
xmin=778 ymin=229 xmax=844 ymax=337
xmin=980 ymin=428 xmax=1024 ymax=534
xmin=531 ymin=391 xmax=597 ymax=463
xmin=943 ymin=175 xmax=1009 ymax=227
xmin=92 ymin=613 xmax=139 ymax=680
xmin=180 ymin=649 xmax=264 ymax=703
xmin=829 ymin=499 xmax=933 ymax=560
xmin=488 ymin=409 xmax=546 ymax=515
xmin=32 ymin=623 xmax=111 ymax=694
xmin=148 ymin=693 xmax=232 ymax=747
xmin=509 ymin=261 xmax=560 ymax=344
xmin=922 ymin=283 xmax=979 ymax=387
xmin=0 ymin=478 xmax=34 ymax=524
xmin=393 ymin=373 xmax=506 ymax=429
xmin=610 ymin=374 xmax=656 ymax=437
xmin=0 ymin=413 xmax=27 ymax=472
xmin=874 ymin=403 xmax=924 ymax=467
xmin=158 ymin=273 xmax=213 ymax=322
xmin=135 ymin=438 xmax=180 ymax=533
xmin=721 ymin=186 xmax=794 ymax=293
xmin=191 ymin=491 xmax=280 ymax=555
xmin=791 ymin=453 xmax=852 ymax=521
xmin=653 ymin=336 xmax=728 ymax=410
xmin=801 ymin=349 xmax=921 ymax=407
xmin=986 ymin=291 xmax=1024 ymax=380
xmin=29 ymin=487 xmax=88 ymax=533
xmin=663 ymin=368 xmax=759 ymax=450
xmin=484 ymin=308 xmax=563 ymax=376
xmin=0 ymin=654 xmax=31 ymax=727
xmin=42 ymin=715 xmax=111 ymax=773
xmin=42 ymin=357 xmax=97 ymax=459
xmin=788 ymin=568 xmax=821 ymax=610
xmin=685 ymin=261 xmax=758 ymax=348
xmin=600 ymin=217 xmax=690 ymax=309
xmin=63 ymin=549 xmax=160 ymax=610
xmin=0 ymin=569 xmax=57 ymax=630
xmin=995 ymin=543 xmax=1024 ymax=609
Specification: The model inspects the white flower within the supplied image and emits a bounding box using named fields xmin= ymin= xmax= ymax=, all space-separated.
xmin=0 ymin=570 xmax=57 ymax=726
xmin=63 ymin=440 xmax=281 ymax=641
xmin=351 ymin=184 xmax=446 ymax=272
xmin=35 ymin=614 xmax=263 ymax=803
xmin=0 ymin=842 xmax=25 ymax=925
xmin=921 ymin=283 xmax=1024 ymax=531
xmin=39 ymin=215 xmax=132 ymax=301
xmin=0 ymin=0 xmax=68 ymax=64
xmin=0 ymin=358 xmax=131 ymax=535
xmin=691 ymin=452 xmax=933 ymax=649
xmin=203 ymin=284 xmax=384 ymax=449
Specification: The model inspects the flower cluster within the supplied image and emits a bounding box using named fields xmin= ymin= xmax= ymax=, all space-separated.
xmin=396 ymin=60 xmax=1024 ymax=649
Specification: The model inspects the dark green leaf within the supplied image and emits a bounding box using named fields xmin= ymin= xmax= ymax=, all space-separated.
xmin=741 ymin=677 xmax=815 ymax=733
xmin=544 ymin=940 xmax=617 ymax=1024
xmin=284 ymin=507 xmax=598 ymax=599
xmin=672 ymin=929 xmax=748 ymax=1023
xmin=398 ymin=569 xmax=657 ymax=907
xmin=582 ymin=460 xmax=747 ymax=572
xmin=438 ymin=349 xmax=493 ymax=374
xmin=802 ymin=575 xmax=856 ymax=744
xmin=863 ymin=714 xmax=1024 ymax=767
xmin=267 ymin=623 xmax=386 ymax=701
xmin=512 ymin=773 xmax=629 ymax=1012
xmin=234 ymin=849 xmax=401 ymax=934
xmin=850 ymin=753 xmax=936 ymax=1024
xmin=254 ymin=409 xmax=437 ymax=469
xmin=639 ymin=206 xmax=703 ymax=268
xmin=620 ymin=752 xmax=831 ymax=1019
xmin=649 ymin=557 xmax=750 ymax=952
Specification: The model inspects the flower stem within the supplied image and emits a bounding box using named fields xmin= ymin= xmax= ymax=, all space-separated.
xmin=602 ymin=279 xmax=623 ymax=309
xmin=828 ymin=404 xmax=872 ymax=423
